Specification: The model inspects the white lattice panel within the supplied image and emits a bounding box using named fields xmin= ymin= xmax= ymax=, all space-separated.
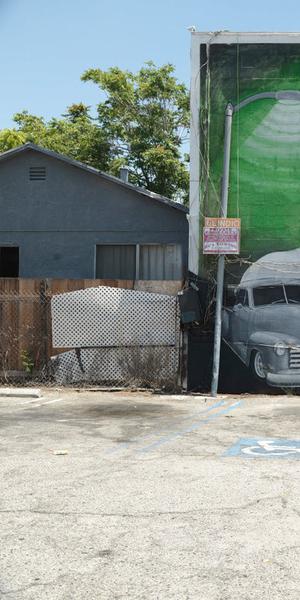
xmin=51 ymin=347 xmax=179 ymax=385
xmin=51 ymin=286 xmax=178 ymax=348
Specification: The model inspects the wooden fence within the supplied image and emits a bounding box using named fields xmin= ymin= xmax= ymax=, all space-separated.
xmin=0 ymin=278 xmax=182 ymax=379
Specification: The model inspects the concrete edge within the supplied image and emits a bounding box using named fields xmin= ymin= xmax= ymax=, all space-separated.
xmin=0 ymin=388 xmax=42 ymax=398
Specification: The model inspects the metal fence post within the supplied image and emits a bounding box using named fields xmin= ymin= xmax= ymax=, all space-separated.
xmin=40 ymin=279 xmax=49 ymax=378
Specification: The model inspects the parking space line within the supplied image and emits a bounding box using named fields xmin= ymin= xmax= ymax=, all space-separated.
xmin=107 ymin=399 xmax=229 ymax=455
xmin=138 ymin=400 xmax=242 ymax=453
xmin=21 ymin=397 xmax=45 ymax=405
xmin=14 ymin=398 xmax=63 ymax=411
xmin=57 ymin=419 xmax=103 ymax=425
xmin=35 ymin=398 xmax=63 ymax=407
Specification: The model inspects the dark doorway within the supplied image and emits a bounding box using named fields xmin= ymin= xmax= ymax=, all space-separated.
xmin=0 ymin=247 xmax=19 ymax=277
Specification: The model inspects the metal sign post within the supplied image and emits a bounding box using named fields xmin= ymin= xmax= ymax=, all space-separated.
xmin=210 ymin=103 xmax=233 ymax=397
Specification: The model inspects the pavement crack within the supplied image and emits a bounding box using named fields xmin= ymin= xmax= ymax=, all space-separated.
xmin=0 ymin=496 xmax=288 ymax=519
xmin=0 ymin=572 xmax=70 ymax=596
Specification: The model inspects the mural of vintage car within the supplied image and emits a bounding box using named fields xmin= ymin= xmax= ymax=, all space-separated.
xmin=222 ymin=248 xmax=300 ymax=388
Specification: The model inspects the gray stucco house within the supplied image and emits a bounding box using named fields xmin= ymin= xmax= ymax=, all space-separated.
xmin=0 ymin=143 xmax=188 ymax=279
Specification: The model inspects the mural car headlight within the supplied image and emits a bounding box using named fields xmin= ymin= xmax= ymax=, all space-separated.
xmin=274 ymin=342 xmax=286 ymax=356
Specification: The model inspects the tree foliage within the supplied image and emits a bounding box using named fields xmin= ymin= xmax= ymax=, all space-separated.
xmin=1 ymin=105 xmax=112 ymax=172
xmin=82 ymin=62 xmax=189 ymax=202
xmin=0 ymin=129 xmax=26 ymax=152
xmin=0 ymin=63 xmax=189 ymax=203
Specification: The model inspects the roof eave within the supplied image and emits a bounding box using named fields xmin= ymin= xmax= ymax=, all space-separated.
xmin=0 ymin=143 xmax=188 ymax=213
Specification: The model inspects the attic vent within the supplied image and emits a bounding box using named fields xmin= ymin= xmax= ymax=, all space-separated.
xmin=29 ymin=166 xmax=46 ymax=181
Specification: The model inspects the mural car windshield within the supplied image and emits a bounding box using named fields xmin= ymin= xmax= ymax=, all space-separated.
xmin=253 ymin=285 xmax=300 ymax=306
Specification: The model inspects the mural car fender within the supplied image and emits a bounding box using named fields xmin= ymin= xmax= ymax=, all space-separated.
xmin=222 ymin=249 xmax=300 ymax=388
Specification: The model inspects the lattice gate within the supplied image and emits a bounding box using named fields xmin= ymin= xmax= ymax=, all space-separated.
xmin=51 ymin=286 xmax=181 ymax=389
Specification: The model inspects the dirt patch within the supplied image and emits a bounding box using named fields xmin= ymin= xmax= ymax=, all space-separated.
xmin=83 ymin=402 xmax=182 ymax=419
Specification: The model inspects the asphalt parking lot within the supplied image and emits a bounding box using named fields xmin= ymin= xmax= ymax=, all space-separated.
xmin=0 ymin=389 xmax=299 ymax=600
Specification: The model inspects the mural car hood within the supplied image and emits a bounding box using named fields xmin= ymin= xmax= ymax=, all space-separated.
xmin=253 ymin=304 xmax=300 ymax=343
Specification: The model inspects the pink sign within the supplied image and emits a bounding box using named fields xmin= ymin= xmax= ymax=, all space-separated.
xmin=203 ymin=218 xmax=241 ymax=254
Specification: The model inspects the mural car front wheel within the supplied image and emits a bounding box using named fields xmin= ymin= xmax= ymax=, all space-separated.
xmin=251 ymin=350 xmax=266 ymax=380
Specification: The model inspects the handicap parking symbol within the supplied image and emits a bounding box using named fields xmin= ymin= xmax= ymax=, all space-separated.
xmin=225 ymin=438 xmax=300 ymax=459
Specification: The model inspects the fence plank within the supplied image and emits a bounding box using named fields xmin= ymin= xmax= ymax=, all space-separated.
xmin=0 ymin=278 xmax=181 ymax=375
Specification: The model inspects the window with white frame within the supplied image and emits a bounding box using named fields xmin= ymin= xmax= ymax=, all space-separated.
xmin=96 ymin=244 xmax=183 ymax=280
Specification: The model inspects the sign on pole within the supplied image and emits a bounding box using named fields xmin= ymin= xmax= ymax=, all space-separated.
xmin=203 ymin=218 xmax=241 ymax=255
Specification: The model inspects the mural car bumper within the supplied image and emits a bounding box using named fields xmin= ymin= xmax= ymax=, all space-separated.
xmin=266 ymin=370 xmax=300 ymax=387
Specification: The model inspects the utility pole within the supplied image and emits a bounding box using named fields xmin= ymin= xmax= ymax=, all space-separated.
xmin=211 ymin=103 xmax=233 ymax=397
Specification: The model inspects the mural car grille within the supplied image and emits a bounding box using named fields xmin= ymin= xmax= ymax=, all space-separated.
xmin=289 ymin=348 xmax=300 ymax=369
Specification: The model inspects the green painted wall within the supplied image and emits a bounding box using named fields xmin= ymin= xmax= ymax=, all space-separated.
xmin=200 ymin=43 xmax=300 ymax=279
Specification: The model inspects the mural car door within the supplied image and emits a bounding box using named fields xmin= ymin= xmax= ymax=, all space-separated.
xmin=228 ymin=288 xmax=251 ymax=362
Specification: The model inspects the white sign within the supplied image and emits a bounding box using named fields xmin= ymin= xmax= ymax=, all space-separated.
xmin=203 ymin=218 xmax=241 ymax=254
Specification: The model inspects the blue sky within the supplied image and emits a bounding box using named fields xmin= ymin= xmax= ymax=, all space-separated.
xmin=1 ymin=0 xmax=300 ymax=128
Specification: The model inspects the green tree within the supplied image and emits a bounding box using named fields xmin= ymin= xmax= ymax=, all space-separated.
xmin=0 ymin=63 xmax=189 ymax=203
xmin=0 ymin=128 xmax=26 ymax=152
xmin=6 ymin=106 xmax=112 ymax=172
xmin=82 ymin=62 xmax=189 ymax=203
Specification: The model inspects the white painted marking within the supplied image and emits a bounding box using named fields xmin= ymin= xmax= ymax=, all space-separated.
xmin=57 ymin=419 xmax=102 ymax=425
xmin=21 ymin=397 xmax=45 ymax=405
xmin=15 ymin=398 xmax=63 ymax=411
xmin=36 ymin=398 xmax=63 ymax=407
xmin=242 ymin=439 xmax=300 ymax=457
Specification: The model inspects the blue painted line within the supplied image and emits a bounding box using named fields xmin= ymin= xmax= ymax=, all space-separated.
xmin=106 ymin=399 xmax=227 ymax=455
xmin=174 ymin=399 xmax=227 ymax=423
xmin=225 ymin=437 xmax=300 ymax=459
xmin=138 ymin=401 xmax=242 ymax=454
xmin=224 ymin=438 xmax=245 ymax=456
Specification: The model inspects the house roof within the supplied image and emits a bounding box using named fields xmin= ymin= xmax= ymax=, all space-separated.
xmin=0 ymin=143 xmax=188 ymax=213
